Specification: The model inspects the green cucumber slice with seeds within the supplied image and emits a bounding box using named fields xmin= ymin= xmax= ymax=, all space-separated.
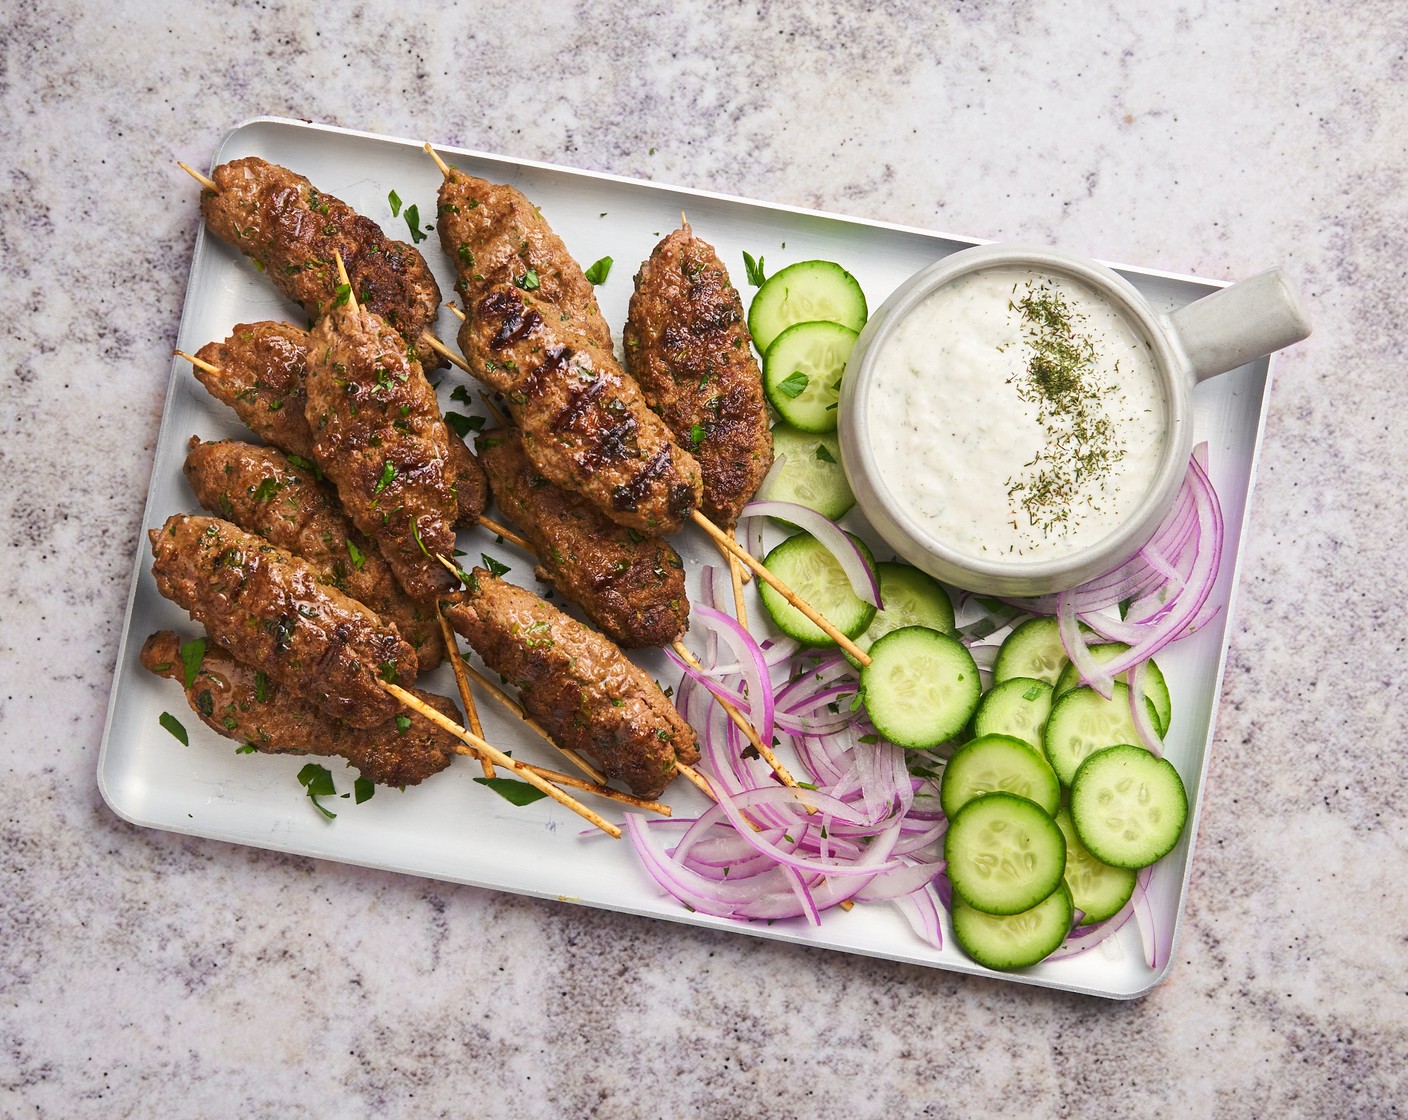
xmin=971 ymin=676 xmax=1054 ymax=748
xmin=1042 ymin=683 xmax=1155 ymax=787
xmin=939 ymin=734 xmax=1061 ymax=819
xmin=1069 ymin=745 xmax=1189 ymax=869
xmin=757 ymin=424 xmax=855 ymax=523
xmin=762 ymin=320 xmax=858 ymax=433
xmin=748 ymin=259 xmax=868 ymax=353
xmin=1054 ymin=643 xmax=1172 ymax=737
xmin=845 ymin=562 xmax=955 ymax=667
xmin=943 ymin=792 xmax=1067 ymax=915
xmin=758 ymin=531 xmax=876 ymax=647
xmin=951 ymin=883 xmax=1074 ymax=971
xmin=860 ymin=626 xmax=980 ymax=750
xmin=1054 ymin=805 xmax=1137 ymax=925
xmin=992 ymin=617 xmax=1089 ymax=686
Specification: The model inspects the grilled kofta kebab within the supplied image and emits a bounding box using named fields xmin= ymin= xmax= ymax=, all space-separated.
xmin=624 ymin=224 xmax=773 ymax=531
xmin=304 ymin=283 xmax=461 ymax=603
xmin=192 ymin=156 xmax=446 ymax=366
xmin=432 ymin=159 xmax=703 ymax=538
xmin=476 ymin=426 xmax=688 ymax=648
xmin=150 ymin=514 xmax=417 ymax=729
xmin=141 ymin=631 xmax=456 ymax=787
xmin=182 ymin=321 xmax=489 ymax=531
xmin=441 ymin=570 xmax=698 ymax=800
xmin=182 ymin=437 xmax=446 ymax=669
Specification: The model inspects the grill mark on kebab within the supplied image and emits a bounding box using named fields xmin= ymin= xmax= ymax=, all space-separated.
xmin=477 ymin=427 xmax=689 ymax=648
xmin=433 ymin=164 xmax=613 ymax=353
xmin=195 ymin=156 xmax=446 ymax=366
xmin=468 ymin=284 xmax=702 ymax=534
xmin=180 ymin=322 xmax=489 ymax=530
xmin=182 ymin=437 xmax=446 ymax=669
xmin=304 ymin=296 xmax=460 ymax=602
xmin=624 ymin=224 xmax=773 ymax=530
xmin=440 ymin=570 xmax=697 ymax=800
xmin=149 ymin=514 xmax=416 ymax=729
xmin=141 ymin=631 xmax=455 ymax=787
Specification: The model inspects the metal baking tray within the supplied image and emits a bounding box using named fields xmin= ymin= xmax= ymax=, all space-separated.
xmin=98 ymin=116 xmax=1272 ymax=998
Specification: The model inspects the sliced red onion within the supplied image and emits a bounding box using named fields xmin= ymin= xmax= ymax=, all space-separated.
xmin=739 ymin=499 xmax=881 ymax=608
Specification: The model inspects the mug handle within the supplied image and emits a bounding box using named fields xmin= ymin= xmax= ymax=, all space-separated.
xmin=1166 ymin=267 xmax=1312 ymax=382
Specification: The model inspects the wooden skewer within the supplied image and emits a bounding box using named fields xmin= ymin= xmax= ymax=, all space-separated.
xmin=728 ymin=552 xmax=750 ymax=627
xmin=380 ymin=681 xmax=621 ymax=839
xmin=476 ymin=513 xmax=533 ymax=554
xmin=674 ymin=760 xmax=716 ymax=801
xmin=691 ymin=511 xmax=872 ymax=666
xmin=671 ymin=640 xmax=799 ymax=790
xmin=437 ymin=610 xmax=493 ymax=779
xmin=333 ymin=251 xmax=359 ymax=313
xmin=420 ymin=331 xmax=471 ymax=374
xmin=178 ymin=160 xmax=218 ymax=192
xmin=424 ymin=142 xmax=453 ymax=178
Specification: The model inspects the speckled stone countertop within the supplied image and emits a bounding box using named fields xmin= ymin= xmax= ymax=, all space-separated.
xmin=3 ymin=1 xmax=1405 ymax=1116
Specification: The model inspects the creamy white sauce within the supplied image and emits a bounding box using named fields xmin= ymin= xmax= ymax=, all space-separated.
xmin=865 ymin=267 xmax=1166 ymax=561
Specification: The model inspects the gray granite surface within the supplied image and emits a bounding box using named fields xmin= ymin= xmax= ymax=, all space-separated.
xmin=3 ymin=1 xmax=1406 ymax=1116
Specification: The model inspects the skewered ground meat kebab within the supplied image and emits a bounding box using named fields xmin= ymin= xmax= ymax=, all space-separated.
xmin=150 ymin=514 xmax=416 ymax=729
xmin=436 ymin=170 xmax=702 ymax=536
xmin=432 ymin=166 xmax=613 ymax=353
xmin=624 ymin=225 xmax=773 ymax=530
xmin=477 ymin=427 xmax=688 ymax=648
xmin=441 ymin=570 xmax=698 ymax=800
xmin=141 ymin=632 xmax=455 ymax=787
xmin=458 ymin=282 xmax=703 ymax=536
xmin=191 ymin=321 xmax=489 ymax=530
xmin=183 ymin=437 xmax=446 ymax=669
xmin=199 ymin=156 xmax=446 ymax=366
xmin=305 ymin=298 xmax=461 ymax=603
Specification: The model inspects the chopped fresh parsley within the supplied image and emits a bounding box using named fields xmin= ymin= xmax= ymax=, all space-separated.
xmin=395 ymin=714 xmax=411 ymax=734
xmin=815 ymin=443 xmax=837 ymax=464
xmin=688 ymin=422 xmax=707 ymax=448
xmin=584 ymin=256 xmax=613 ymax=285
xmin=776 ymin=371 xmax=809 ymax=399
xmin=254 ymin=670 xmax=273 ymax=703
xmin=333 ymin=282 xmax=352 ymax=307
xmin=158 ymin=711 xmax=188 ymax=745
xmin=388 ymin=189 xmax=403 ymax=217
xmin=403 ymin=202 xmax=430 ymax=244
xmin=473 ymin=775 xmax=548 ymax=807
xmin=178 ymin=637 xmax=206 ymax=689
xmin=251 ymin=477 xmax=280 ymax=503
xmin=516 ymin=269 xmax=541 ymax=291
xmin=480 ymin=553 xmax=511 ymax=578
xmin=444 ymin=411 xmax=484 ymax=438
xmin=354 ymin=777 xmax=375 ymax=804
xmin=372 ymin=460 xmax=398 ymax=495
xmin=346 ymin=539 xmax=367 ymax=571
xmin=297 ymin=763 xmax=339 ymax=819
xmin=742 ymin=251 xmax=766 ymax=288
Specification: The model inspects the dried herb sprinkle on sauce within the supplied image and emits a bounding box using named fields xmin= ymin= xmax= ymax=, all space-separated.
xmin=1004 ymin=278 xmax=1126 ymax=540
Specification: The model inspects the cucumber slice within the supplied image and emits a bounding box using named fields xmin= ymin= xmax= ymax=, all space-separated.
xmin=944 ymin=792 xmax=1066 ymax=915
xmin=951 ymin=883 xmax=1074 ymax=970
xmin=748 ymin=259 xmax=868 ymax=353
xmin=860 ymin=626 xmax=980 ymax=750
xmin=762 ymin=320 xmax=858 ymax=433
xmin=757 ymin=424 xmax=855 ymax=522
xmin=992 ymin=617 xmax=1089 ymax=686
xmin=1042 ymin=684 xmax=1154 ymax=787
xmin=1054 ymin=643 xmax=1172 ymax=736
xmin=1070 ymin=745 xmax=1189 ymax=869
xmin=971 ymin=676 xmax=1054 ymax=748
xmin=845 ymin=562 xmax=955 ymax=666
xmin=1054 ymin=805 xmax=1136 ymax=925
xmin=758 ymin=531 xmax=876 ymax=647
xmin=939 ymin=734 xmax=1061 ymax=819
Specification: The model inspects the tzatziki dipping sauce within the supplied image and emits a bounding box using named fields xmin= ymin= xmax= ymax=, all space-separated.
xmin=865 ymin=266 xmax=1167 ymax=561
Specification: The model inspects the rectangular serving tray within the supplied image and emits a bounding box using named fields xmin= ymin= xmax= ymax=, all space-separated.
xmin=98 ymin=116 xmax=1272 ymax=998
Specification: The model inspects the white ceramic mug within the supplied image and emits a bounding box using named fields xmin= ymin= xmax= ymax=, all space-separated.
xmin=837 ymin=244 xmax=1312 ymax=596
